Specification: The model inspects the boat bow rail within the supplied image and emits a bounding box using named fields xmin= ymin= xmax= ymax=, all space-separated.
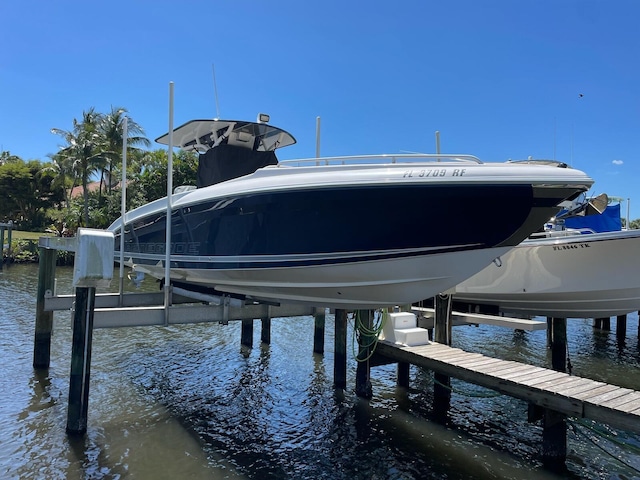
xmin=278 ymin=153 xmax=483 ymax=167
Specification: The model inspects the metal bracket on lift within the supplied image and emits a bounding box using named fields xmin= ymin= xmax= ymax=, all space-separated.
xmin=220 ymin=295 xmax=230 ymax=325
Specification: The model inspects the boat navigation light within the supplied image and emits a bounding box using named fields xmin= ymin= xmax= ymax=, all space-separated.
xmin=257 ymin=113 xmax=270 ymax=123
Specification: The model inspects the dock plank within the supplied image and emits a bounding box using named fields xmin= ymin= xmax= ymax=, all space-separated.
xmin=519 ymin=371 xmax=568 ymax=387
xmin=499 ymin=366 xmax=548 ymax=381
xmin=571 ymin=384 xmax=620 ymax=401
xmin=599 ymin=392 xmax=640 ymax=409
xmin=553 ymin=380 xmax=608 ymax=398
xmin=501 ymin=368 xmax=560 ymax=384
xmin=451 ymin=357 xmax=504 ymax=369
xmin=374 ymin=341 xmax=640 ymax=433
xmin=583 ymin=387 xmax=634 ymax=405
xmin=615 ymin=398 xmax=640 ymax=413
xmin=544 ymin=378 xmax=597 ymax=394
xmin=473 ymin=361 xmax=525 ymax=375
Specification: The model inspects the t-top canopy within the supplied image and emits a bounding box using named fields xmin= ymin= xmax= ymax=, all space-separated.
xmin=155 ymin=119 xmax=297 ymax=153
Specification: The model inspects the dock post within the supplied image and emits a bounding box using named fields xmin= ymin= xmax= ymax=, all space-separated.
xmin=260 ymin=316 xmax=271 ymax=344
xmin=313 ymin=308 xmax=325 ymax=354
xmin=66 ymin=286 xmax=96 ymax=434
xmin=33 ymin=247 xmax=57 ymax=369
xmin=6 ymin=222 xmax=11 ymax=256
xmin=542 ymin=317 xmax=567 ymax=470
xmin=550 ymin=317 xmax=567 ymax=372
xmin=355 ymin=310 xmax=373 ymax=399
xmin=542 ymin=409 xmax=567 ymax=472
xmin=334 ymin=309 xmax=347 ymax=390
xmin=241 ymin=318 xmax=254 ymax=347
xmin=433 ymin=294 xmax=452 ymax=419
xmin=617 ymin=314 xmax=627 ymax=336
xmin=596 ymin=316 xmax=611 ymax=330
xmin=397 ymin=362 xmax=410 ymax=388
xmin=0 ymin=225 xmax=5 ymax=263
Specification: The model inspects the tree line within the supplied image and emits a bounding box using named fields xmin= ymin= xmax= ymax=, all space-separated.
xmin=0 ymin=106 xmax=199 ymax=234
xmin=2 ymin=106 xmax=639 ymax=233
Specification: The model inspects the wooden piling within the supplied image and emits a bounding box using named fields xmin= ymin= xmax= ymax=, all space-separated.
xmin=596 ymin=317 xmax=611 ymax=330
xmin=542 ymin=410 xmax=567 ymax=472
xmin=355 ymin=310 xmax=373 ymax=399
xmin=313 ymin=309 xmax=325 ymax=354
xmin=549 ymin=317 xmax=567 ymax=372
xmin=617 ymin=314 xmax=627 ymax=336
xmin=397 ymin=362 xmax=410 ymax=388
xmin=260 ymin=317 xmax=271 ymax=344
xmin=6 ymin=223 xmax=11 ymax=256
xmin=66 ymin=286 xmax=96 ymax=434
xmin=0 ymin=226 xmax=4 ymax=260
xmin=241 ymin=318 xmax=254 ymax=347
xmin=434 ymin=294 xmax=452 ymax=419
xmin=33 ymin=248 xmax=57 ymax=369
xmin=543 ymin=317 xmax=567 ymax=469
xmin=334 ymin=309 xmax=347 ymax=390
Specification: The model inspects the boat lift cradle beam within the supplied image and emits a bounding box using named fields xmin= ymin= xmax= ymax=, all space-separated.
xmin=39 ymin=233 xmax=318 ymax=328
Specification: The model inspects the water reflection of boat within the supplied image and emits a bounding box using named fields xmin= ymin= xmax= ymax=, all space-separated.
xmin=108 ymin=117 xmax=593 ymax=308
xmin=455 ymin=196 xmax=640 ymax=318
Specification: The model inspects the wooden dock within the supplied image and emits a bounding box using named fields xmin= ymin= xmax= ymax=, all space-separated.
xmin=375 ymin=340 xmax=640 ymax=433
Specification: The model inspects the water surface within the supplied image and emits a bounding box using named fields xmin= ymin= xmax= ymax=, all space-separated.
xmin=1 ymin=263 xmax=639 ymax=479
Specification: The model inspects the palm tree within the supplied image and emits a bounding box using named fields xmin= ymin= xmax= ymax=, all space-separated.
xmin=43 ymin=152 xmax=76 ymax=211
xmin=51 ymin=108 xmax=105 ymax=226
xmin=100 ymin=106 xmax=150 ymax=195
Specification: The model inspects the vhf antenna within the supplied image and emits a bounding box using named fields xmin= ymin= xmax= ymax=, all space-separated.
xmin=212 ymin=63 xmax=221 ymax=119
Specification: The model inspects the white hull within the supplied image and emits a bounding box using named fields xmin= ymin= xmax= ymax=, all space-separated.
xmin=455 ymin=229 xmax=640 ymax=318
xmin=131 ymin=246 xmax=511 ymax=309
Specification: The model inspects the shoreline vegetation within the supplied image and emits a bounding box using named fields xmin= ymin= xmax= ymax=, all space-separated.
xmin=2 ymin=231 xmax=74 ymax=265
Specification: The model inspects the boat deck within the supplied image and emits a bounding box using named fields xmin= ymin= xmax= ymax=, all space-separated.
xmin=375 ymin=341 xmax=640 ymax=433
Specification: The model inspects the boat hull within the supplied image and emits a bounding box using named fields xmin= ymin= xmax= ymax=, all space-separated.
xmin=111 ymin=161 xmax=591 ymax=308
xmin=126 ymin=245 xmax=513 ymax=308
xmin=454 ymin=229 xmax=640 ymax=318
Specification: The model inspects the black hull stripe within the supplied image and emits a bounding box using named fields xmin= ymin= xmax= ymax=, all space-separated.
xmin=119 ymin=243 xmax=484 ymax=269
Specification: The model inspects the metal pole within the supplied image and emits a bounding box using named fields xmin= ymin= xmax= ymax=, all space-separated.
xmin=119 ymin=117 xmax=128 ymax=306
xmin=627 ymin=198 xmax=630 ymax=229
xmin=164 ymin=82 xmax=174 ymax=325
xmin=315 ymin=116 xmax=321 ymax=164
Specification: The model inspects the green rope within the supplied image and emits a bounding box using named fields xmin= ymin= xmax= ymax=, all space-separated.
xmin=570 ymin=418 xmax=640 ymax=455
xmin=569 ymin=420 xmax=640 ymax=474
xmin=350 ymin=309 xmax=387 ymax=363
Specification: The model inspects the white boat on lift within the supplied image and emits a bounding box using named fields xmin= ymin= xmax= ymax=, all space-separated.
xmin=108 ymin=117 xmax=593 ymax=308
xmin=454 ymin=194 xmax=640 ymax=318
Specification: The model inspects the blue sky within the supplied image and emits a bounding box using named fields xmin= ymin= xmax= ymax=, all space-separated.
xmin=1 ymin=1 xmax=639 ymax=218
